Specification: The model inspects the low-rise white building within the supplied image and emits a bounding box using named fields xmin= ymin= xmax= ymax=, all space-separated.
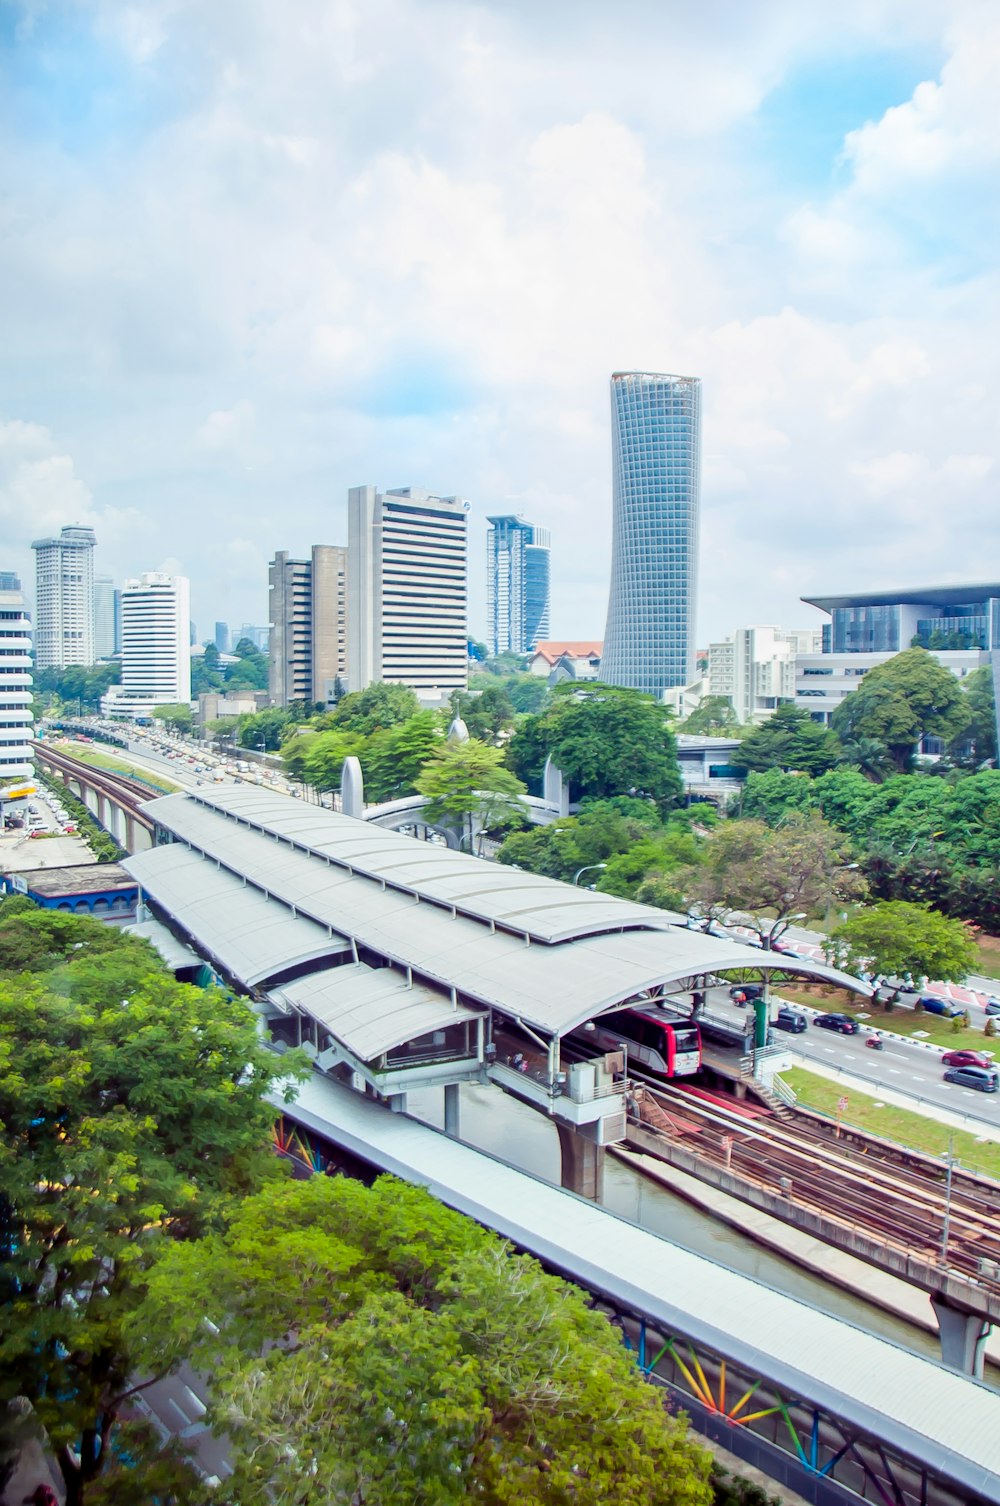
xmin=102 ymin=573 xmax=191 ymax=721
xmin=709 ymin=625 xmax=821 ymax=724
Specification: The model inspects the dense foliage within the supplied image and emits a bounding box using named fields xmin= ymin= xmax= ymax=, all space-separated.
xmin=825 ymin=901 xmax=977 ymax=987
xmin=192 ymin=637 xmax=269 ymax=697
xmin=830 ymin=647 xmax=970 ymax=772
xmin=33 ymin=663 xmax=121 ymax=715
xmin=135 ymin=1176 xmax=713 ymax=1506
xmin=0 ymin=904 xmax=302 ymax=1504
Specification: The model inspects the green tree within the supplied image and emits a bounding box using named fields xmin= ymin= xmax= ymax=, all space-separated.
xmin=826 ymin=900 xmax=977 ymax=987
xmin=34 ymin=662 xmax=121 ymax=714
xmin=237 ymin=706 xmax=292 ymax=751
xmin=734 ymin=704 xmax=841 ymax=776
xmin=679 ymin=813 xmax=865 ymax=944
xmin=331 ymin=681 xmax=420 ymax=735
xmin=508 ymin=685 xmax=682 ymax=810
xmin=0 ymin=917 xmax=302 ymax=1505
xmin=950 ymin=664 xmax=997 ymax=767
xmin=152 ymin=701 xmax=193 ymax=734
xmin=415 ymin=739 xmax=527 ymax=850
xmin=134 ymin=1176 xmax=712 ymax=1506
xmin=838 ymin=735 xmax=893 ymax=783
xmin=361 ymin=710 xmax=444 ymax=802
xmin=301 ymin=728 xmax=367 ymax=791
xmin=679 ymin=695 xmax=742 ymax=735
xmin=450 ymin=683 xmax=516 ymax=744
xmin=832 ymin=647 xmax=971 ymax=772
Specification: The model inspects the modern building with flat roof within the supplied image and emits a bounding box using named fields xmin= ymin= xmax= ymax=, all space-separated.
xmin=268 ymin=546 xmax=348 ymax=709
xmin=102 ymin=573 xmax=191 ymax=720
xmin=601 ymin=372 xmax=701 ymax=698
xmin=710 ymin=624 xmax=821 ymax=724
xmin=486 ymin=514 xmax=551 ymax=657
xmin=93 ymin=573 xmax=118 ymax=660
xmin=796 ymin=583 xmax=1000 ymax=746
xmin=0 ymin=574 xmax=33 ymax=779
xmin=348 ymin=486 xmax=469 ymax=696
xmin=31 ymin=525 xmax=96 ymax=671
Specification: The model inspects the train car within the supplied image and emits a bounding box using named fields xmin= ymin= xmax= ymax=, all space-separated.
xmin=578 ymin=1007 xmax=702 ymax=1080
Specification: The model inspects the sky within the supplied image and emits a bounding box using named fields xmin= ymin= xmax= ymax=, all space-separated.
xmin=1 ymin=0 xmax=998 ymax=649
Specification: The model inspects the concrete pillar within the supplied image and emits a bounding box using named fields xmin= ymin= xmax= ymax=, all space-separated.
xmin=444 ymin=1082 xmax=461 ymax=1138
xmin=556 ymin=1122 xmax=605 ymax=1202
xmin=931 ymin=1295 xmax=991 ymax=1377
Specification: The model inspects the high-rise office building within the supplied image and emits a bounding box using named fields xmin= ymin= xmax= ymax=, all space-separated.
xmin=348 ymin=486 xmax=469 ymax=695
xmin=102 ymin=574 xmax=191 ymax=719
xmin=268 ymin=546 xmax=348 ymax=708
xmin=94 ymin=574 xmax=117 ymax=659
xmin=486 ymin=515 xmax=551 ymax=657
xmin=31 ymin=525 xmax=97 ymax=671
xmin=601 ymin=372 xmax=701 ymax=697
xmin=0 ymin=574 xmax=34 ymax=779
xmin=214 ymin=621 xmax=231 ymax=654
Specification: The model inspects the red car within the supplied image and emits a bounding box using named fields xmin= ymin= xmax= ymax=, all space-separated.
xmin=941 ymin=1049 xmax=993 ymax=1068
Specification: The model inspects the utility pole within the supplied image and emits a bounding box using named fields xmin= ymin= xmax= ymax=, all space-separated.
xmin=940 ymin=1135 xmax=955 ymax=1265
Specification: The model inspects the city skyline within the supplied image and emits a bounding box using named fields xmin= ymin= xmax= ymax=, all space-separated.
xmin=1 ymin=4 xmax=996 ymax=647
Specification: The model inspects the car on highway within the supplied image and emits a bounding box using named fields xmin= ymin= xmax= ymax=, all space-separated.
xmin=772 ymin=1007 xmax=807 ymax=1033
xmin=814 ymin=1012 xmax=861 ymax=1035
xmin=918 ymin=995 xmax=965 ymax=1018
xmin=942 ymin=1049 xmax=994 ymax=1068
xmin=943 ymin=1065 xmax=999 ymax=1093
xmin=984 ymin=998 xmax=1000 ymax=1017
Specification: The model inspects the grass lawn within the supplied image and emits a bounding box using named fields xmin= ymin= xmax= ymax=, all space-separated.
xmin=776 ymin=981 xmax=996 ymax=1053
xmin=58 ymin=741 xmax=179 ymax=795
xmin=974 ymin=932 xmax=1000 ymax=982
xmin=781 ymin=1066 xmax=1000 ymax=1181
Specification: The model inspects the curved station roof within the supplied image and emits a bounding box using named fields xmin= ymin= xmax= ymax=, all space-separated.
xmin=127 ymin=787 xmax=868 ymax=1063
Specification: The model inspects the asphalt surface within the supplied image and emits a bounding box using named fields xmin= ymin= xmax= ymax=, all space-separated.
xmin=706 ymin=985 xmax=1000 ymax=1129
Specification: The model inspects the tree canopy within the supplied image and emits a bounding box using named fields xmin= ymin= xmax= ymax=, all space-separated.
xmin=831 ymin=647 xmax=970 ymax=772
xmin=134 ymin=1175 xmax=713 ymax=1506
xmin=734 ymin=704 xmax=841 ymax=776
xmin=415 ymin=738 xmax=527 ymax=849
xmin=826 ymin=900 xmax=977 ymax=987
xmin=0 ymin=907 xmax=302 ymax=1505
xmin=679 ymin=813 xmax=865 ymax=941
xmin=507 ymin=685 xmax=683 ymax=810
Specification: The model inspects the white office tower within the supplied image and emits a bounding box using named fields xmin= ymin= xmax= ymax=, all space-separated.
xmin=348 ymin=486 xmax=469 ymax=696
xmin=31 ymin=525 xmax=97 ymax=671
xmin=102 ymin=573 xmax=191 ymax=720
xmin=0 ymin=574 xmax=34 ymax=779
xmin=94 ymin=574 xmax=118 ymax=659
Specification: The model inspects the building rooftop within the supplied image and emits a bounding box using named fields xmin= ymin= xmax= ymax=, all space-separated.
xmin=803 ymin=583 xmax=1000 ymax=613
xmin=2 ymin=863 xmax=136 ymax=897
xmin=529 ymin=641 xmax=603 ymax=664
xmin=131 ymin=787 xmax=870 ymax=1046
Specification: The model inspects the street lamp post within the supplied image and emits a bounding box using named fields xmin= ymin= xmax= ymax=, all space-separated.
xmin=573 ymin=863 xmax=607 ymax=887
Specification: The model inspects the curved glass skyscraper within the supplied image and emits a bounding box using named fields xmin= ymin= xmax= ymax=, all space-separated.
xmin=601 ymin=371 xmax=701 ymax=697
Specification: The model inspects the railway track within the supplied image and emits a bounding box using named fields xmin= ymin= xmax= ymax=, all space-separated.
xmin=636 ymin=1075 xmax=1000 ymax=1290
xmin=35 ymin=743 xmax=159 ymax=828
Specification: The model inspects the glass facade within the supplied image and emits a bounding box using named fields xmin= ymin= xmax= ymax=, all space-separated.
xmin=486 ymin=515 xmax=551 ymax=656
xmin=601 ymin=372 xmax=700 ymax=696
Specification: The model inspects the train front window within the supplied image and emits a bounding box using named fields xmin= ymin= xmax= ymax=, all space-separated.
xmin=673 ymin=1028 xmax=699 ymax=1053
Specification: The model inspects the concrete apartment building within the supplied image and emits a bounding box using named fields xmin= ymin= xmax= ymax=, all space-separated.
xmin=31 ymin=525 xmax=97 ymax=671
xmin=0 ymin=573 xmax=34 ymax=779
xmin=486 ymin=514 xmax=551 ymax=657
xmin=268 ymin=546 xmax=348 ymax=709
xmin=795 ymin=585 xmax=1000 ymax=738
xmin=102 ymin=573 xmax=191 ymax=720
xmin=94 ymin=574 xmax=118 ymax=660
xmin=709 ymin=624 xmax=821 ymax=724
xmin=348 ymin=486 xmax=469 ymax=698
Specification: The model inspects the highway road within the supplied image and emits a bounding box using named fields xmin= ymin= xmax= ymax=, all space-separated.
xmin=705 ymin=984 xmax=1000 ymax=1130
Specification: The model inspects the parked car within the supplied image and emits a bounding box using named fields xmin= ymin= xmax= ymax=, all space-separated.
xmin=729 ymin=983 xmax=764 ymax=1005
xmin=984 ymin=998 xmax=1000 ymax=1017
xmin=942 ymin=1049 xmax=993 ymax=1068
xmin=943 ymin=1065 xmax=999 ymax=1093
xmin=814 ymin=1012 xmax=860 ymax=1035
xmin=919 ymin=995 xmax=965 ymax=1018
xmin=772 ymin=1007 xmax=807 ymax=1034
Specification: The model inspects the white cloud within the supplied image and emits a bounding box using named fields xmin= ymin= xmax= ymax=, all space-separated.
xmin=1 ymin=0 xmax=998 ymax=643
